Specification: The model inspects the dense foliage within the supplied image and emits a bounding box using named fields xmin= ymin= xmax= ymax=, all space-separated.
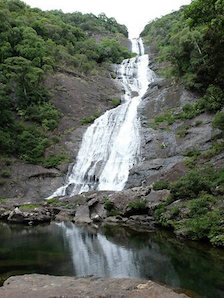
xmin=141 ymin=0 xmax=224 ymax=100
xmin=50 ymin=11 xmax=128 ymax=37
xmin=155 ymin=167 xmax=224 ymax=246
xmin=0 ymin=0 xmax=131 ymax=164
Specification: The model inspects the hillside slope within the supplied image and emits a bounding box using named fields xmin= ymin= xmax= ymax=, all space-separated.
xmin=0 ymin=0 xmax=131 ymax=200
xmin=130 ymin=0 xmax=224 ymax=246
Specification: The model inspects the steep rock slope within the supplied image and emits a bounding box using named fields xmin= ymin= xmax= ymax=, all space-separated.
xmin=0 ymin=71 xmax=122 ymax=201
xmin=127 ymin=67 xmax=221 ymax=188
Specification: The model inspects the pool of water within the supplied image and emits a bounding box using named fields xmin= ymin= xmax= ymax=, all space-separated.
xmin=0 ymin=222 xmax=224 ymax=297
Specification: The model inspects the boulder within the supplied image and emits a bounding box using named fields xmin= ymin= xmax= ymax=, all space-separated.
xmin=7 ymin=207 xmax=52 ymax=224
xmin=73 ymin=205 xmax=92 ymax=224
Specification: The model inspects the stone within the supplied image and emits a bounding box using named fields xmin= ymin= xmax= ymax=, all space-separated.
xmin=0 ymin=274 xmax=189 ymax=298
xmin=7 ymin=207 xmax=52 ymax=224
xmin=146 ymin=190 xmax=170 ymax=212
xmin=73 ymin=205 xmax=92 ymax=224
xmin=87 ymin=198 xmax=99 ymax=207
xmin=54 ymin=210 xmax=73 ymax=222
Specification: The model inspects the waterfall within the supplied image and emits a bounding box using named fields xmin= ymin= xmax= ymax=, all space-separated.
xmin=48 ymin=38 xmax=155 ymax=198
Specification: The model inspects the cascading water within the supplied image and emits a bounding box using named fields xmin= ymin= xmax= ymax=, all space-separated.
xmin=48 ymin=38 xmax=155 ymax=198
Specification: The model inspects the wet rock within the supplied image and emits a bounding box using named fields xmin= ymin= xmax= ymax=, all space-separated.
xmin=131 ymin=91 xmax=139 ymax=97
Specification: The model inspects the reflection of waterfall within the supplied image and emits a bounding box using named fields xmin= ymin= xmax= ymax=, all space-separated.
xmin=57 ymin=222 xmax=180 ymax=286
xmin=58 ymin=222 xmax=139 ymax=277
xmin=47 ymin=38 xmax=155 ymax=198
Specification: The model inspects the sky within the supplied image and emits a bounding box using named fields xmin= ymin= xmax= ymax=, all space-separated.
xmin=23 ymin=0 xmax=192 ymax=38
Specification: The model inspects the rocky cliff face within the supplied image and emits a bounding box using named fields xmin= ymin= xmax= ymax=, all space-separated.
xmin=126 ymin=52 xmax=223 ymax=188
xmin=0 ymin=70 xmax=122 ymax=202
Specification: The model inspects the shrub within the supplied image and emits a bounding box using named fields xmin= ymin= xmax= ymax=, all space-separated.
xmin=182 ymin=150 xmax=201 ymax=157
xmin=16 ymin=125 xmax=50 ymax=163
xmin=104 ymin=199 xmax=120 ymax=216
xmin=42 ymin=155 xmax=68 ymax=168
xmin=153 ymin=180 xmax=170 ymax=191
xmin=154 ymin=113 xmax=175 ymax=125
xmin=197 ymin=86 xmax=224 ymax=113
xmin=128 ymin=199 xmax=147 ymax=211
xmin=104 ymin=199 xmax=114 ymax=211
xmin=210 ymin=235 xmax=224 ymax=247
xmin=183 ymin=157 xmax=197 ymax=169
xmin=201 ymin=142 xmax=224 ymax=159
xmin=169 ymin=206 xmax=180 ymax=217
xmin=169 ymin=169 xmax=212 ymax=201
xmin=24 ymin=103 xmax=60 ymax=131
xmin=110 ymin=98 xmax=120 ymax=107
xmin=1 ymin=170 xmax=11 ymax=178
xmin=80 ymin=110 xmax=100 ymax=125
xmin=212 ymin=112 xmax=224 ymax=131
xmin=51 ymin=136 xmax=60 ymax=144
xmin=189 ymin=194 xmax=212 ymax=216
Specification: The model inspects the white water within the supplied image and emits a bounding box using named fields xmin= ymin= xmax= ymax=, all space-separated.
xmin=48 ymin=38 xmax=155 ymax=198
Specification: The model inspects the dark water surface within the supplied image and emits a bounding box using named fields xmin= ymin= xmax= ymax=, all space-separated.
xmin=0 ymin=222 xmax=224 ymax=297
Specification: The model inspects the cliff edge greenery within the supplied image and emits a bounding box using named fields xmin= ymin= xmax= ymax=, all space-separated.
xmin=141 ymin=0 xmax=224 ymax=246
xmin=0 ymin=0 xmax=132 ymax=165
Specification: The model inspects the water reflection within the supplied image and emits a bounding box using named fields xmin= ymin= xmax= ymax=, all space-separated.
xmin=0 ymin=222 xmax=224 ymax=298
xmin=59 ymin=222 xmax=180 ymax=286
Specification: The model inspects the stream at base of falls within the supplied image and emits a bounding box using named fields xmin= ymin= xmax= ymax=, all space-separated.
xmin=0 ymin=222 xmax=224 ymax=298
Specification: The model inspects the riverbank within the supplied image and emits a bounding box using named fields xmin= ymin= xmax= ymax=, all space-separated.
xmin=0 ymin=186 xmax=167 ymax=227
xmin=0 ymin=274 xmax=189 ymax=298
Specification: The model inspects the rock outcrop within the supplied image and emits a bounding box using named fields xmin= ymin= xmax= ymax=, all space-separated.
xmin=126 ymin=56 xmax=223 ymax=188
xmin=0 ymin=274 xmax=189 ymax=298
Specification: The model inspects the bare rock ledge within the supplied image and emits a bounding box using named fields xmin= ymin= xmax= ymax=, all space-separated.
xmin=0 ymin=274 xmax=189 ymax=298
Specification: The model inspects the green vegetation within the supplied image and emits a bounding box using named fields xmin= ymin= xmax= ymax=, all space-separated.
xmin=155 ymin=166 xmax=224 ymax=246
xmin=154 ymin=113 xmax=175 ymax=125
xmin=153 ymin=180 xmax=170 ymax=191
xmin=141 ymin=0 xmax=224 ymax=112
xmin=19 ymin=204 xmax=41 ymax=210
xmin=0 ymin=198 xmax=7 ymax=205
xmin=0 ymin=0 xmax=132 ymax=165
xmin=176 ymin=125 xmax=190 ymax=138
xmin=201 ymin=141 xmax=224 ymax=159
xmin=42 ymin=155 xmax=69 ymax=168
xmin=50 ymin=11 xmax=128 ymax=37
xmin=46 ymin=198 xmax=76 ymax=209
xmin=212 ymin=112 xmax=224 ymax=131
xmin=128 ymin=199 xmax=147 ymax=213
xmin=152 ymin=103 xmax=202 ymax=129
xmin=110 ymin=97 xmax=120 ymax=107
xmin=80 ymin=110 xmax=100 ymax=125
xmin=104 ymin=199 xmax=120 ymax=216
xmin=1 ymin=170 xmax=11 ymax=178
xmin=182 ymin=149 xmax=201 ymax=157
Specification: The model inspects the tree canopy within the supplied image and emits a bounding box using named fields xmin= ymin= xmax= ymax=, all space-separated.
xmin=141 ymin=0 xmax=224 ymax=98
